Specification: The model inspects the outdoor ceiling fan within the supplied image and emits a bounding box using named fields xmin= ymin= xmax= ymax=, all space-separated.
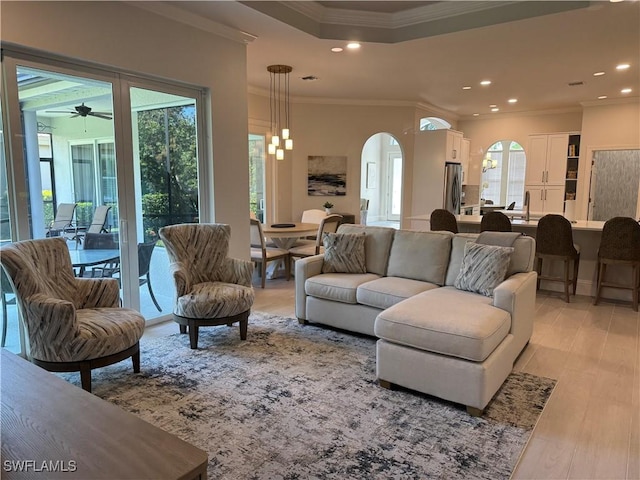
xmin=46 ymin=102 xmax=112 ymax=120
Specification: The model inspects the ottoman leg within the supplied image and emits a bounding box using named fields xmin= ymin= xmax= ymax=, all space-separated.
xmin=378 ymin=379 xmax=394 ymax=390
xmin=466 ymin=406 xmax=484 ymax=417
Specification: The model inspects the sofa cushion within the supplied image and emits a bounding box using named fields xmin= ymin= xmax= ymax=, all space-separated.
xmin=387 ymin=230 xmax=452 ymax=285
xmin=357 ymin=276 xmax=439 ymax=310
xmin=454 ymin=242 xmax=514 ymax=297
xmin=322 ymin=232 xmax=366 ymax=274
xmin=305 ymin=273 xmax=380 ymax=304
xmin=374 ymin=287 xmax=511 ymax=362
xmin=445 ymin=233 xmax=536 ymax=286
xmin=336 ymin=225 xmax=395 ymax=276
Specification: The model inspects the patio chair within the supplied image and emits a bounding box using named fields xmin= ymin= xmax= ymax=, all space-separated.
xmin=75 ymin=205 xmax=112 ymax=245
xmin=46 ymin=203 xmax=77 ymax=238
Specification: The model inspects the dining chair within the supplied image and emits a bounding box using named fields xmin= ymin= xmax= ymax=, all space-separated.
xmin=159 ymin=223 xmax=255 ymax=349
xmin=480 ymin=211 xmax=512 ymax=232
xmin=429 ymin=209 xmax=458 ymax=233
xmin=300 ymin=209 xmax=328 ymax=239
xmin=535 ymin=214 xmax=580 ymax=302
xmin=46 ymin=203 xmax=77 ymax=238
xmin=250 ymin=218 xmax=291 ymax=288
xmin=289 ymin=214 xmax=342 ymax=266
xmin=0 ymin=237 xmax=145 ymax=392
xmin=593 ymin=217 xmax=640 ymax=311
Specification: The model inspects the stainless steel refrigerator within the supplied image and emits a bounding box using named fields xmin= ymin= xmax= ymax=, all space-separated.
xmin=443 ymin=162 xmax=462 ymax=214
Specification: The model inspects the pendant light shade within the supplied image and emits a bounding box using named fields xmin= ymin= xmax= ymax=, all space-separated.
xmin=268 ymin=64 xmax=293 ymax=160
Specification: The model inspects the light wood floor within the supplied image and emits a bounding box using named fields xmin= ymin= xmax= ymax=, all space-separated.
xmin=147 ymin=278 xmax=639 ymax=480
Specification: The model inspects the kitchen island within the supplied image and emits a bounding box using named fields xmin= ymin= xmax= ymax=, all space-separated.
xmin=407 ymin=214 xmax=633 ymax=303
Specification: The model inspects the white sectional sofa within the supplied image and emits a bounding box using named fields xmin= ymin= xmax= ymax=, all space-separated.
xmin=294 ymin=224 xmax=537 ymax=414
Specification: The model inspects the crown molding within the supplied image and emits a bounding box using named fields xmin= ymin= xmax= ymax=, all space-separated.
xmin=127 ymin=2 xmax=257 ymax=44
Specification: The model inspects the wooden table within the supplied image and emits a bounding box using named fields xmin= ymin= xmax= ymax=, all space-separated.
xmin=261 ymin=222 xmax=319 ymax=249
xmin=0 ymin=350 xmax=208 ymax=480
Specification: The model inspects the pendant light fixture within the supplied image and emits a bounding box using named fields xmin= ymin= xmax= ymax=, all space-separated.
xmin=267 ymin=64 xmax=293 ymax=160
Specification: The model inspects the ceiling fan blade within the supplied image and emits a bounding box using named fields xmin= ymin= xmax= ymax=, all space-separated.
xmin=45 ymin=110 xmax=74 ymax=114
xmin=88 ymin=112 xmax=113 ymax=120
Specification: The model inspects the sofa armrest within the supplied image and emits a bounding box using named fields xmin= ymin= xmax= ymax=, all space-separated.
xmin=294 ymin=254 xmax=324 ymax=320
xmin=492 ymin=271 xmax=537 ymax=350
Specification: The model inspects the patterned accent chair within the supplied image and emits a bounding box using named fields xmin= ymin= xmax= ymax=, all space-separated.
xmin=0 ymin=237 xmax=145 ymax=393
xmin=159 ymin=223 xmax=255 ymax=349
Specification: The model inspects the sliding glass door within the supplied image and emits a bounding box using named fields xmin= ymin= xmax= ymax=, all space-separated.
xmin=1 ymin=51 xmax=207 ymax=336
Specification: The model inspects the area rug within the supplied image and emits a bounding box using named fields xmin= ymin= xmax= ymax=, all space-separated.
xmin=60 ymin=312 xmax=555 ymax=480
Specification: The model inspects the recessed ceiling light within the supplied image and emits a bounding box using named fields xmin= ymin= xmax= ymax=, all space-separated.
xmin=489 ymin=104 xmax=497 ymax=108
xmin=346 ymin=42 xmax=361 ymax=50
xmin=462 ymin=86 xmax=471 ymax=90
xmin=621 ymin=88 xmax=632 ymax=94
xmin=331 ymin=47 xmax=343 ymax=53
xmin=480 ymin=80 xmax=492 ymax=86
xmin=616 ymin=63 xmax=630 ymax=70
xmin=508 ymin=98 xmax=518 ymax=103
xmin=593 ymin=71 xmax=606 ymax=76
xmin=473 ymin=113 xmax=480 ymax=116
xmin=598 ymin=95 xmax=608 ymax=99
xmin=491 ymin=107 xmax=499 ymax=112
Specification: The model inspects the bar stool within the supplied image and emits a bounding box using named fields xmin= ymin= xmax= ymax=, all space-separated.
xmin=594 ymin=217 xmax=640 ymax=311
xmin=430 ymin=209 xmax=458 ymax=233
xmin=535 ymin=214 xmax=580 ymax=302
xmin=480 ymin=211 xmax=512 ymax=232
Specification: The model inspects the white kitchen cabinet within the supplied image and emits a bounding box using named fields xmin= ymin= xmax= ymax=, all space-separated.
xmin=526 ymin=185 xmax=565 ymax=214
xmin=460 ymin=138 xmax=470 ymax=185
xmin=525 ymin=132 xmax=580 ymax=214
xmin=526 ymin=134 xmax=567 ymax=186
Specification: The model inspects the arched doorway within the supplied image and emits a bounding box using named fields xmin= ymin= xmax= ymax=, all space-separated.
xmin=360 ymin=133 xmax=403 ymax=228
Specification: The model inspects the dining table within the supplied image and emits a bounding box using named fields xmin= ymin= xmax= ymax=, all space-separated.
xmin=67 ymin=248 xmax=120 ymax=277
xmin=260 ymin=222 xmax=320 ymax=279
xmin=261 ymin=222 xmax=320 ymax=249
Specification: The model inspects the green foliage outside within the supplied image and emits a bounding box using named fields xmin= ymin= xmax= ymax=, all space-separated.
xmin=137 ymin=106 xmax=199 ymax=241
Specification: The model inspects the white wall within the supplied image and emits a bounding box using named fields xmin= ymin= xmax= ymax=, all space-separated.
xmin=2 ymin=1 xmax=251 ymax=257
xmin=577 ymin=101 xmax=640 ymax=219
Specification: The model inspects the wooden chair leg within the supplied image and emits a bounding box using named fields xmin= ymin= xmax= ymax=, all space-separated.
xmin=188 ymin=320 xmax=199 ymax=349
xmin=261 ymin=261 xmax=266 ymax=289
xmin=573 ymin=254 xmax=580 ymax=295
xmin=536 ymin=257 xmax=542 ymax=290
xmin=633 ymin=264 xmax=639 ymax=312
xmin=80 ymin=364 xmax=92 ymax=393
xmin=285 ymin=255 xmax=291 ymax=281
xmin=239 ymin=317 xmax=248 ymax=340
xmin=594 ymin=261 xmax=605 ymax=305
xmin=563 ymin=258 xmax=570 ymax=303
xmin=131 ymin=348 xmax=140 ymax=373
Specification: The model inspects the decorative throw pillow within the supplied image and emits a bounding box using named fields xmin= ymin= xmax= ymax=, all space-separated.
xmin=322 ymin=232 xmax=366 ymax=274
xmin=454 ymin=242 xmax=514 ymax=297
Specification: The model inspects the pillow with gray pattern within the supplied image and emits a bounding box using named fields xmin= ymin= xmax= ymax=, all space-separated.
xmin=454 ymin=242 xmax=514 ymax=297
xmin=322 ymin=232 xmax=366 ymax=274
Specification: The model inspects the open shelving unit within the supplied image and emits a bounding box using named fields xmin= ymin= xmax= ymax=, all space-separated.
xmin=564 ymin=134 xmax=581 ymax=203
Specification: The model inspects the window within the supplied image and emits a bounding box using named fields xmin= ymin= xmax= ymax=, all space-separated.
xmin=419 ymin=117 xmax=451 ymax=131
xmin=481 ymin=141 xmax=526 ymax=207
